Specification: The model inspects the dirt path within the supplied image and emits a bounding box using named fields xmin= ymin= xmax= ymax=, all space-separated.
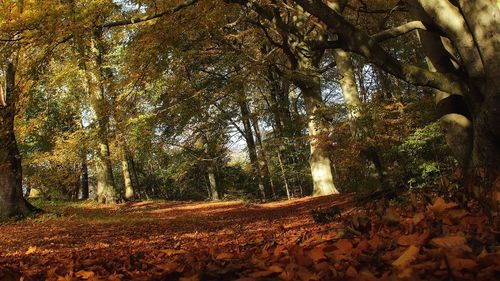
xmin=0 ymin=195 xmax=351 ymax=280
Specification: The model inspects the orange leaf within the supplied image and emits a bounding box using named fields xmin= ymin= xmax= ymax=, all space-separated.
xmin=428 ymin=197 xmax=457 ymax=214
xmin=345 ymin=266 xmax=358 ymax=278
xmin=333 ymin=239 xmax=353 ymax=252
xmin=447 ymin=256 xmax=477 ymax=270
xmin=156 ymin=262 xmax=180 ymax=273
xmin=308 ymin=247 xmax=326 ymax=262
xmin=76 ymin=270 xmax=95 ymax=280
xmin=430 ymin=236 xmax=466 ymax=249
xmin=268 ymin=265 xmax=284 ymax=273
xmin=392 ymin=245 xmax=420 ymax=269
xmin=397 ymin=234 xmax=419 ymax=246
xmin=215 ymin=252 xmax=234 ymax=260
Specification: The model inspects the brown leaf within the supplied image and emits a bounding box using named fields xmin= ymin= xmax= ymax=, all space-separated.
xmin=447 ymin=256 xmax=477 ymax=270
xmin=392 ymin=245 xmax=420 ymax=269
xmin=412 ymin=212 xmax=425 ymax=225
xmin=430 ymin=236 xmax=466 ymax=249
xmin=397 ymin=234 xmax=419 ymax=246
xmin=160 ymin=249 xmax=187 ymax=256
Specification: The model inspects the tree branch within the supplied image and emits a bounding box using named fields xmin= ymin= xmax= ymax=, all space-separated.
xmin=372 ymin=21 xmax=426 ymax=42
xmin=101 ymin=0 xmax=198 ymax=28
xmin=292 ymin=0 xmax=465 ymax=95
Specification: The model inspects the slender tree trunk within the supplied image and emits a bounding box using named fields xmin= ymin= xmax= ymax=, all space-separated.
xmin=333 ymin=49 xmax=385 ymax=183
xmin=81 ymin=158 xmax=89 ymax=200
xmin=121 ymin=146 xmax=135 ymax=200
xmin=0 ymin=62 xmax=36 ymax=218
xmin=250 ymin=114 xmax=275 ymax=198
xmin=238 ymin=98 xmax=268 ymax=200
xmin=207 ymin=163 xmax=219 ymax=200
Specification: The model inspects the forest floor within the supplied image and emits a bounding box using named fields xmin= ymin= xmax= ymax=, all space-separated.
xmin=0 ymin=194 xmax=498 ymax=281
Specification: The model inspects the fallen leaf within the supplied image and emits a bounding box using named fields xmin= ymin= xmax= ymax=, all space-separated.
xmin=428 ymin=197 xmax=457 ymax=214
xmin=392 ymin=245 xmax=420 ymax=269
xmin=26 ymin=246 xmax=37 ymax=254
xmin=160 ymin=249 xmax=187 ymax=256
xmin=215 ymin=252 xmax=234 ymax=260
xmin=345 ymin=266 xmax=358 ymax=278
xmin=308 ymin=247 xmax=326 ymax=262
xmin=397 ymin=234 xmax=419 ymax=246
xmin=76 ymin=270 xmax=95 ymax=280
xmin=447 ymin=256 xmax=477 ymax=270
xmin=430 ymin=236 xmax=466 ymax=249
xmin=412 ymin=212 xmax=425 ymax=224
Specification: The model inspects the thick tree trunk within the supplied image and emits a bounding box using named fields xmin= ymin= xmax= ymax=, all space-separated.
xmin=83 ymin=29 xmax=117 ymax=204
xmin=121 ymin=147 xmax=135 ymax=200
xmin=299 ymin=76 xmax=339 ymax=196
xmin=0 ymin=63 xmax=35 ymax=218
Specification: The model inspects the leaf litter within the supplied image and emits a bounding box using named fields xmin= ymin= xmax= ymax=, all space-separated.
xmin=0 ymin=193 xmax=498 ymax=281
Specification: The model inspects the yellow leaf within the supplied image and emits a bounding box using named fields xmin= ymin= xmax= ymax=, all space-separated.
xmin=26 ymin=246 xmax=37 ymax=254
xmin=430 ymin=236 xmax=466 ymax=249
xmin=392 ymin=245 xmax=420 ymax=268
xmin=76 ymin=270 xmax=95 ymax=280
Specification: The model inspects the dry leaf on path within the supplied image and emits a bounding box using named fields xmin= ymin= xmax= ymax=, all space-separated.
xmin=392 ymin=245 xmax=420 ymax=269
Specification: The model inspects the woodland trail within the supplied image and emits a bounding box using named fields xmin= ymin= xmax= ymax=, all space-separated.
xmin=0 ymin=194 xmax=498 ymax=281
xmin=0 ymin=195 xmax=351 ymax=280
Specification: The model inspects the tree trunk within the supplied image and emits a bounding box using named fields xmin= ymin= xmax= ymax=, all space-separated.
xmin=297 ymin=73 xmax=339 ymax=196
xmin=250 ymin=114 xmax=275 ymax=198
xmin=121 ymin=147 xmax=135 ymax=200
xmin=238 ymin=99 xmax=267 ymax=200
xmin=83 ymin=29 xmax=117 ymax=204
xmin=333 ymin=49 xmax=385 ymax=183
xmin=81 ymin=158 xmax=89 ymax=200
xmin=0 ymin=62 xmax=36 ymax=218
xmin=207 ymin=163 xmax=219 ymax=200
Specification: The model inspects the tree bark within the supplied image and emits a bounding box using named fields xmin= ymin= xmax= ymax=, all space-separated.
xmin=83 ymin=29 xmax=117 ymax=204
xmin=207 ymin=164 xmax=219 ymax=201
xmin=81 ymin=158 xmax=89 ymax=200
xmin=0 ymin=62 xmax=36 ymax=218
xmin=294 ymin=68 xmax=339 ymax=195
xmin=238 ymin=98 xmax=267 ymax=199
xmin=121 ymin=146 xmax=135 ymax=200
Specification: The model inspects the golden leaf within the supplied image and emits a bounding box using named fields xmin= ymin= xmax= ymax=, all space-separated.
xmin=392 ymin=245 xmax=420 ymax=268
xmin=25 ymin=246 xmax=37 ymax=254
